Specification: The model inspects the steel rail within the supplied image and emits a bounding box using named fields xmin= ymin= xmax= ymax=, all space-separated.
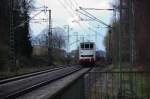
xmin=0 ymin=66 xmax=70 ymax=84
xmin=0 ymin=66 xmax=81 ymax=99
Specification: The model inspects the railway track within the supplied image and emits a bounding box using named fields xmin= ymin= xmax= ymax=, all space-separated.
xmin=0 ymin=66 xmax=68 ymax=84
xmin=0 ymin=65 xmax=81 ymax=99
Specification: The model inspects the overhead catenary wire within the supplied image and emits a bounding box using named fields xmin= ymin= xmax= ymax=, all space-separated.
xmin=70 ymin=0 xmax=78 ymax=9
xmin=79 ymin=8 xmax=114 ymax=11
xmin=69 ymin=1 xmax=100 ymax=34
xmin=67 ymin=0 xmax=89 ymax=35
xmin=58 ymin=0 xmax=97 ymax=43
xmin=88 ymin=27 xmax=105 ymax=37
xmin=63 ymin=0 xmax=75 ymax=13
xmin=61 ymin=0 xmax=87 ymax=30
xmin=68 ymin=0 xmax=106 ymax=44
xmin=67 ymin=4 xmax=94 ymax=34
xmin=70 ymin=0 xmax=106 ymax=37
xmin=57 ymin=0 xmax=75 ymax=17
xmin=62 ymin=0 xmax=80 ymax=20
xmin=69 ymin=40 xmax=80 ymax=47
xmin=61 ymin=0 xmax=81 ymax=20
xmin=67 ymin=0 xmax=76 ymax=11
xmin=14 ymin=10 xmax=43 ymax=29
xmin=58 ymin=0 xmax=84 ymax=35
xmin=76 ymin=7 xmax=111 ymax=28
xmin=74 ymin=0 xmax=79 ymax=8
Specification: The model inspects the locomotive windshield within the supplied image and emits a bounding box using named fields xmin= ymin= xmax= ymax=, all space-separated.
xmin=80 ymin=43 xmax=94 ymax=50
xmin=85 ymin=44 xmax=89 ymax=48
xmin=90 ymin=44 xmax=93 ymax=48
xmin=81 ymin=43 xmax=84 ymax=49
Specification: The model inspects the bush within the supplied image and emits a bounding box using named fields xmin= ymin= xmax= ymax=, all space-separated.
xmin=0 ymin=46 xmax=9 ymax=68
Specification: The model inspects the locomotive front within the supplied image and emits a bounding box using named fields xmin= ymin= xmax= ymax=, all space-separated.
xmin=79 ymin=42 xmax=96 ymax=66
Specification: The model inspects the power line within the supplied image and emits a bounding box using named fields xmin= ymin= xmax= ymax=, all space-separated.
xmin=61 ymin=0 xmax=88 ymax=34
xmin=14 ymin=10 xmax=43 ymax=29
xmin=62 ymin=0 xmax=81 ymax=21
xmin=88 ymin=27 xmax=104 ymax=37
xmin=62 ymin=0 xmax=79 ymax=17
xmin=67 ymin=0 xmax=75 ymax=10
xmin=76 ymin=6 xmax=113 ymax=28
xmin=64 ymin=0 xmax=75 ymax=12
xmin=80 ymin=7 xmax=111 ymax=27
xmin=74 ymin=0 xmax=79 ymax=8
xmin=69 ymin=40 xmax=79 ymax=47
xmin=69 ymin=0 xmax=77 ymax=9
xmin=79 ymin=8 xmax=114 ymax=11
xmin=59 ymin=0 xmax=96 ymax=44
xmin=57 ymin=0 xmax=74 ymax=17
xmin=67 ymin=2 xmax=90 ymax=34
xmin=61 ymin=34 xmax=100 ymax=37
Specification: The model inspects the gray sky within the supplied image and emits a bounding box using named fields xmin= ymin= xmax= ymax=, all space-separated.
xmin=30 ymin=0 xmax=114 ymax=51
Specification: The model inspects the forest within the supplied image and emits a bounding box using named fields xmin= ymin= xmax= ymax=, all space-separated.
xmin=104 ymin=0 xmax=150 ymax=69
xmin=0 ymin=0 xmax=68 ymax=78
xmin=0 ymin=0 xmax=33 ymax=69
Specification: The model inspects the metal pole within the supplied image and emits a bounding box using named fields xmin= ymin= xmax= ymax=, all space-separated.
xmin=119 ymin=0 xmax=122 ymax=73
xmin=108 ymin=29 xmax=111 ymax=61
xmin=95 ymin=32 xmax=97 ymax=44
xmin=77 ymin=32 xmax=78 ymax=48
xmin=129 ymin=0 xmax=134 ymax=70
xmin=48 ymin=10 xmax=52 ymax=66
xmin=64 ymin=25 xmax=71 ymax=64
xmin=113 ymin=5 xmax=117 ymax=67
xmin=67 ymin=25 xmax=70 ymax=53
xmin=64 ymin=25 xmax=71 ymax=53
xmin=83 ymin=37 xmax=84 ymax=42
xmin=9 ymin=0 xmax=16 ymax=67
xmin=129 ymin=0 xmax=135 ymax=95
xmin=75 ymin=32 xmax=78 ymax=49
xmin=118 ymin=0 xmax=123 ymax=97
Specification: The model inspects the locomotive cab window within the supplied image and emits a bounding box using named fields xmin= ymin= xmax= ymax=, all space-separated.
xmin=85 ymin=44 xmax=89 ymax=49
xmin=81 ymin=43 xmax=84 ymax=49
xmin=90 ymin=44 xmax=93 ymax=49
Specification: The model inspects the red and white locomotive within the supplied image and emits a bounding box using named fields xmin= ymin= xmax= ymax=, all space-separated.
xmin=79 ymin=42 xmax=96 ymax=66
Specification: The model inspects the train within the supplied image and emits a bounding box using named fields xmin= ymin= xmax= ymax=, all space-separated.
xmin=79 ymin=42 xmax=96 ymax=66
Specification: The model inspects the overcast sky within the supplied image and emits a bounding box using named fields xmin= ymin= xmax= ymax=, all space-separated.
xmin=30 ymin=0 xmax=114 ymax=51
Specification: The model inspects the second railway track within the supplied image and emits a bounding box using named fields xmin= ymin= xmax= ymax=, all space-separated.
xmin=0 ymin=65 xmax=81 ymax=99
